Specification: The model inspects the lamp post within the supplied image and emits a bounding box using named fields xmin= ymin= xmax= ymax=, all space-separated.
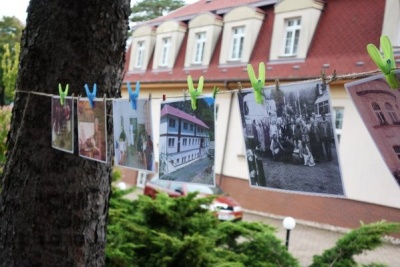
xmin=283 ymin=217 xmax=296 ymax=250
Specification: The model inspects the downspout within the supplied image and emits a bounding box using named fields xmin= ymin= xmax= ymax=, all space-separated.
xmin=218 ymin=81 xmax=235 ymax=187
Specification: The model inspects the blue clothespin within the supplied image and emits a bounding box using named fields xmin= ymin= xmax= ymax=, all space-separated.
xmin=187 ymin=75 xmax=204 ymax=110
xmin=58 ymin=83 xmax=69 ymax=106
xmin=367 ymin=35 xmax=399 ymax=89
xmin=212 ymin=86 xmax=219 ymax=99
xmin=84 ymin=83 xmax=97 ymax=108
xmin=127 ymin=81 xmax=140 ymax=110
xmin=247 ymin=62 xmax=265 ymax=104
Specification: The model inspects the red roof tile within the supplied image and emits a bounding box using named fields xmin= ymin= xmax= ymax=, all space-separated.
xmin=124 ymin=0 xmax=388 ymax=86
xmin=161 ymin=104 xmax=210 ymax=129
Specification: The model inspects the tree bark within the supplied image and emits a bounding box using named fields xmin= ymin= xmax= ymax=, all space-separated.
xmin=0 ymin=0 xmax=130 ymax=266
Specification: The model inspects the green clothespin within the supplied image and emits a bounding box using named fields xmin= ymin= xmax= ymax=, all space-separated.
xmin=367 ymin=35 xmax=399 ymax=89
xmin=58 ymin=83 xmax=69 ymax=106
xmin=212 ymin=86 xmax=219 ymax=99
xmin=187 ymin=75 xmax=204 ymax=110
xmin=247 ymin=62 xmax=265 ymax=104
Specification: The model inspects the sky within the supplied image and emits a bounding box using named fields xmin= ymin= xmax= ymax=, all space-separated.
xmin=0 ymin=0 xmax=198 ymax=24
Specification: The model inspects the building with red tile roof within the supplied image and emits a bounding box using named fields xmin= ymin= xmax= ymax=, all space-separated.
xmin=122 ymin=0 xmax=400 ymax=231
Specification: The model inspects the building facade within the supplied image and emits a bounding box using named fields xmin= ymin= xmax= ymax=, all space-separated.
xmin=159 ymin=104 xmax=211 ymax=175
xmin=122 ymin=0 xmax=400 ymax=229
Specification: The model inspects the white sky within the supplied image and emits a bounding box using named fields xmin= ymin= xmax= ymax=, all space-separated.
xmin=0 ymin=0 xmax=198 ymax=24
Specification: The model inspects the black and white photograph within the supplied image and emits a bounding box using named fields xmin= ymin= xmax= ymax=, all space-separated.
xmin=113 ymin=98 xmax=155 ymax=172
xmin=77 ymin=99 xmax=107 ymax=163
xmin=159 ymin=97 xmax=215 ymax=185
xmin=238 ymin=80 xmax=344 ymax=196
xmin=346 ymin=71 xmax=400 ymax=188
xmin=51 ymin=96 xmax=73 ymax=153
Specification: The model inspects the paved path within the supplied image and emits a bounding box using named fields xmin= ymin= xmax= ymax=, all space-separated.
xmin=244 ymin=212 xmax=400 ymax=267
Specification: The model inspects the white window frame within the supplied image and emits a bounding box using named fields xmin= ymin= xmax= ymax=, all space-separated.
xmin=160 ymin=37 xmax=171 ymax=67
xmin=135 ymin=41 xmax=145 ymax=68
xmin=193 ymin=32 xmax=206 ymax=64
xmin=230 ymin=26 xmax=245 ymax=60
xmin=283 ymin=18 xmax=301 ymax=56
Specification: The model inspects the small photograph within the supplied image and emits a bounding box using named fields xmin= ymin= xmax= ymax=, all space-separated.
xmin=113 ymin=98 xmax=154 ymax=172
xmin=159 ymin=96 xmax=215 ymax=185
xmin=51 ymin=96 xmax=74 ymax=153
xmin=346 ymin=71 xmax=400 ymax=188
xmin=77 ymin=99 xmax=107 ymax=163
xmin=238 ymin=80 xmax=344 ymax=196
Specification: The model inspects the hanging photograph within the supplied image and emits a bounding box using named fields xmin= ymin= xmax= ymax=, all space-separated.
xmin=51 ymin=96 xmax=74 ymax=153
xmin=346 ymin=71 xmax=400 ymax=188
xmin=159 ymin=96 xmax=215 ymax=186
xmin=77 ymin=99 xmax=107 ymax=163
xmin=238 ymin=80 xmax=344 ymax=196
xmin=112 ymin=98 xmax=155 ymax=172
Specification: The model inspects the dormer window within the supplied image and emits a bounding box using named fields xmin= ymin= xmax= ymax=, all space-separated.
xmin=219 ymin=6 xmax=265 ymax=65
xmin=185 ymin=13 xmax=222 ymax=68
xmin=135 ymin=41 xmax=145 ymax=68
xmin=153 ymin=20 xmax=187 ymax=71
xmin=193 ymin=32 xmax=206 ymax=63
xmin=160 ymin=37 xmax=171 ymax=67
xmin=269 ymin=0 xmax=324 ymax=62
xmin=230 ymin=26 xmax=245 ymax=60
xmin=129 ymin=25 xmax=156 ymax=72
xmin=284 ymin=18 xmax=301 ymax=56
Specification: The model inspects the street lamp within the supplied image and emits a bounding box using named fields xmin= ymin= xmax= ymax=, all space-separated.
xmin=283 ymin=216 xmax=296 ymax=250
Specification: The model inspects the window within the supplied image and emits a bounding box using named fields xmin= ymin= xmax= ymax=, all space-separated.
xmin=193 ymin=32 xmax=206 ymax=63
xmin=168 ymin=138 xmax=175 ymax=147
xmin=230 ymin=26 xmax=245 ymax=60
xmin=169 ymin=118 xmax=176 ymax=128
xmin=160 ymin=37 xmax=171 ymax=66
xmin=190 ymin=124 xmax=194 ymax=131
xmin=385 ymin=102 xmax=399 ymax=124
xmin=136 ymin=41 xmax=145 ymax=68
xmin=333 ymin=107 xmax=344 ymax=143
xmin=372 ymin=102 xmax=388 ymax=125
xmin=317 ymin=100 xmax=330 ymax=116
xmin=394 ymin=146 xmax=400 ymax=160
xmin=183 ymin=122 xmax=188 ymax=130
xmin=183 ymin=138 xmax=187 ymax=146
xmin=284 ymin=18 xmax=301 ymax=56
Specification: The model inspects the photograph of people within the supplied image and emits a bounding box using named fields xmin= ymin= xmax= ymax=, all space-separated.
xmin=346 ymin=71 xmax=400 ymax=187
xmin=112 ymin=99 xmax=154 ymax=172
xmin=51 ymin=96 xmax=74 ymax=153
xmin=159 ymin=97 xmax=215 ymax=185
xmin=238 ymin=80 xmax=344 ymax=196
xmin=78 ymin=99 xmax=107 ymax=163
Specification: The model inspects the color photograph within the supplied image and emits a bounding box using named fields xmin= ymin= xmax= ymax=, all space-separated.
xmin=51 ymin=96 xmax=74 ymax=153
xmin=238 ymin=80 xmax=344 ymax=196
xmin=112 ymin=98 xmax=155 ymax=172
xmin=346 ymin=71 xmax=400 ymax=188
xmin=77 ymin=99 xmax=107 ymax=163
xmin=159 ymin=97 xmax=215 ymax=185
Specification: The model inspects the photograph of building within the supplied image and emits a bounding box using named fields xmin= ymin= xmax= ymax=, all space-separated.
xmin=346 ymin=71 xmax=400 ymax=188
xmin=239 ymin=80 xmax=343 ymax=196
xmin=121 ymin=0 xmax=400 ymax=230
xmin=159 ymin=98 xmax=215 ymax=185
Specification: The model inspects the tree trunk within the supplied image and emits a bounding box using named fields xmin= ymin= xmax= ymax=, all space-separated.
xmin=0 ymin=0 xmax=129 ymax=266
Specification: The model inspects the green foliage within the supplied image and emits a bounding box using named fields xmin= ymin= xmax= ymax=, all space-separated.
xmin=130 ymin=0 xmax=185 ymax=22
xmin=106 ymin=182 xmax=298 ymax=267
xmin=1 ymin=42 xmax=20 ymax=103
xmin=0 ymin=16 xmax=23 ymax=104
xmin=0 ymin=107 xmax=11 ymax=175
xmin=310 ymin=221 xmax=400 ymax=267
xmin=107 ymin=171 xmax=399 ymax=267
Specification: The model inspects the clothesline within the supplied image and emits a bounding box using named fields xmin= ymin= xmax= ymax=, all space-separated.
xmin=14 ymin=69 xmax=385 ymax=100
